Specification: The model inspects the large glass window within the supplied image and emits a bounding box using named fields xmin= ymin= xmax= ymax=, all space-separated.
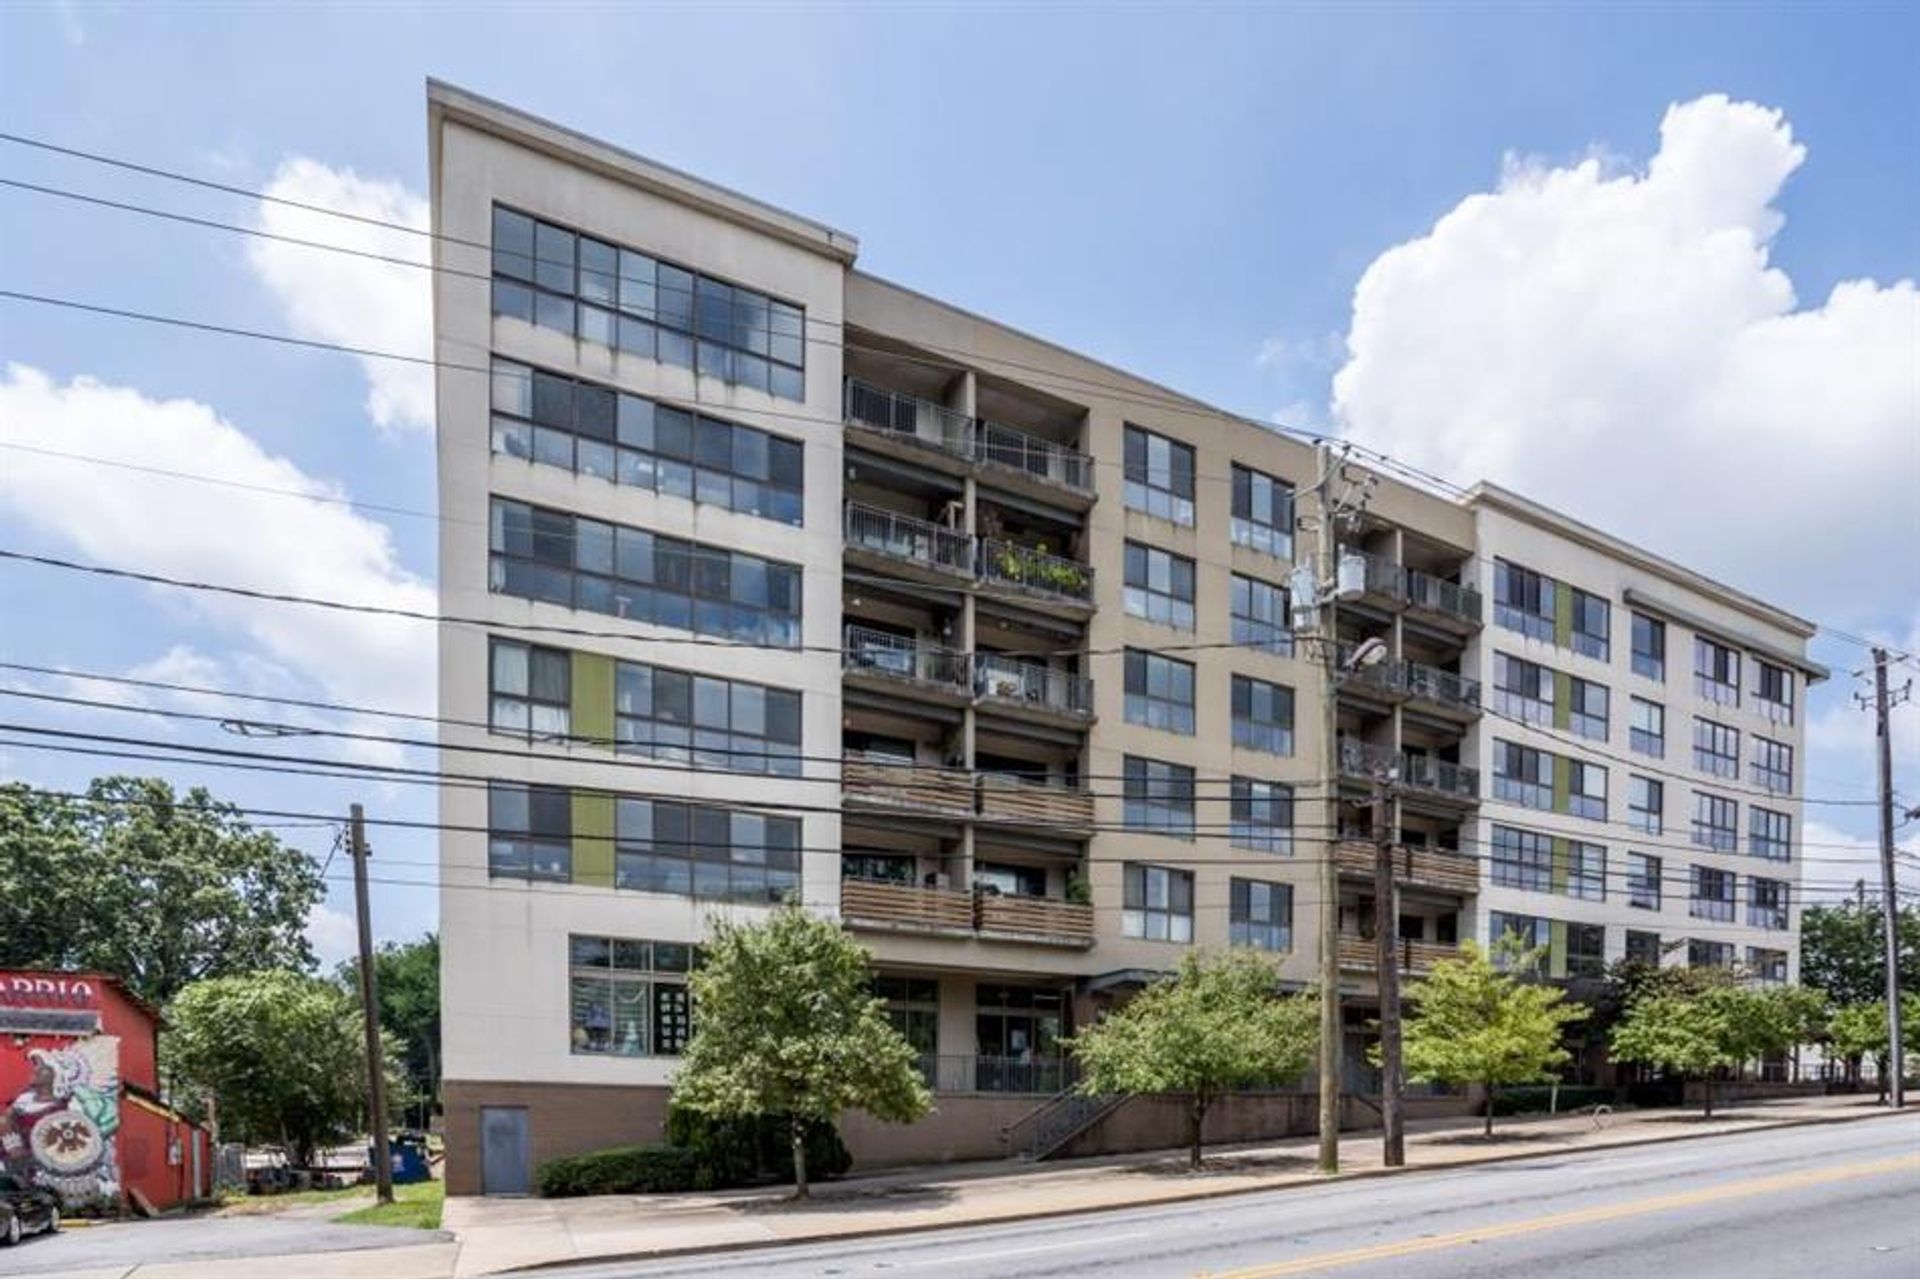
xmin=1123 ymin=425 xmax=1195 ymax=525
xmin=874 ymin=976 xmax=939 ymax=1058
xmin=488 ymin=781 xmax=571 ymax=881
xmin=1568 ymin=760 xmax=1608 ymax=821
xmin=1570 ymin=588 xmax=1610 ymax=661
xmin=1123 ymin=756 xmax=1196 ymax=838
xmin=1230 ymin=777 xmax=1294 ymax=855
xmin=1231 ymin=674 xmax=1295 ymax=756
xmin=1124 ymin=649 xmax=1197 ymax=735
xmin=1489 ymin=910 xmax=1550 ymax=954
xmin=1691 ymin=792 xmax=1738 ymax=852
xmin=1493 ymin=740 xmax=1552 ymax=810
xmin=1752 ymin=736 xmax=1793 ymax=794
xmin=1230 ymin=464 xmax=1293 ymax=558
xmin=1750 ymin=806 xmax=1792 ymax=862
xmin=1689 ymin=865 xmax=1735 ymax=922
xmin=568 ymin=935 xmax=694 ymax=1057
xmin=1493 ymin=560 xmax=1554 ymax=642
xmin=1493 ymin=653 xmax=1554 ymax=725
xmin=1747 ymin=947 xmax=1788 ymax=984
xmin=1230 ymin=879 xmax=1293 ymax=952
xmin=1123 ymin=864 xmax=1194 ymax=941
xmin=490 ymin=498 xmax=803 ymax=647
xmin=1491 ymin=825 xmax=1553 ymax=892
xmin=1694 ymin=636 xmax=1741 ymax=707
xmin=1689 ymin=938 xmax=1735 ymax=969
xmin=489 ymin=639 xmax=572 ymax=738
xmin=1754 ymin=660 xmax=1794 ymax=725
xmin=1230 ymin=574 xmax=1292 ymax=656
xmin=492 ymin=205 xmax=805 ymax=400
xmin=1626 ymin=929 xmax=1663 ymax=965
xmin=615 ymin=660 xmax=801 ymax=775
xmin=1632 ymin=613 xmax=1666 ymax=681
xmin=1566 ymin=923 xmax=1606 ymax=978
xmin=1630 ymin=696 xmax=1665 ymax=757
xmin=1629 ymin=775 xmax=1663 ymax=835
xmin=1693 ymin=718 xmax=1740 ymax=780
xmin=613 ymin=796 xmax=801 ymax=904
xmin=1747 ymin=876 xmax=1790 ymax=930
xmin=1569 ymin=676 xmax=1609 ymax=741
xmin=491 ymin=359 xmax=804 ymax=525
xmin=1123 ymin=541 xmax=1196 ymax=630
xmin=1628 ymin=852 xmax=1662 ymax=910
xmin=1568 ymin=841 xmax=1607 ymax=902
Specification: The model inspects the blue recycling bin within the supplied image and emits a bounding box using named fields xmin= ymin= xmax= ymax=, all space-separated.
xmin=371 ymin=1134 xmax=432 ymax=1184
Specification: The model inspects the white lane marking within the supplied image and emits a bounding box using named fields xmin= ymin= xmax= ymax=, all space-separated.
xmin=903 ymin=1229 xmax=1153 ymax=1268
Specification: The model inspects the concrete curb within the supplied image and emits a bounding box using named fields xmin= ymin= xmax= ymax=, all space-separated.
xmin=490 ymin=1105 xmax=1910 ymax=1275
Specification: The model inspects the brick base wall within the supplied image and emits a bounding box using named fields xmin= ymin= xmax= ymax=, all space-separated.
xmin=442 ymin=1079 xmax=672 ymax=1195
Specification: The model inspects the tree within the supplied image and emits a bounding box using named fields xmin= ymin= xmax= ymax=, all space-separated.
xmin=1069 ymin=950 xmax=1318 ymax=1168
xmin=1828 ymin=994 xmax=1920 ymax=1100
xmin=1399 ymin=940 xmax=1588 ymax=1137
xmin=670 ymin=905 xmax=930 ymax=1199
xmin=166 ymin=970 xmax=387 ymax=1165
xmin=1800 ymin=900 xmax=1920 ymax=1006
xmin=338 ymin=934 xmax=440 ymax=1125
xmin=0 ymin=777 xmax=324 ymax=1004
xmin=1606 ymin=980 xmax=1821 ymax=1117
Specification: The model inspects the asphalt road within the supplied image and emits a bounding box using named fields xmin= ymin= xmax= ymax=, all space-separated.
xmin=0 ymin=1212 xmax=441 ymax=1276
xmin=550 ymin=1113 xmax=1920 ymax=1279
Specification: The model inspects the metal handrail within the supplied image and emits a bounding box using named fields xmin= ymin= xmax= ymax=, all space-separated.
xmin=1405 ymin=566 xmax=1483 ymax=623
xmin=1404 ymin=660 xmax=1482 ymax=709
xmin=843 ymin=624 xmax=968 ymax=689
xmin=844 ymin=378 xmax=972 ymax=458
xmin=975 ymin=420 xmax=1095 ymax=494
xmin=1339 ymin=739 xmax=1480 ymax=799
xmin=973 ymin=653 xmax=1095 ymax=715
xmin=977 ymin=537 xmax=1094 ymax=602
xmin=843 ymin=503 xmax=973 ymax=574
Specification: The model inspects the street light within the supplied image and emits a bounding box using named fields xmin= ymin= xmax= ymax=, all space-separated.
xmin=1344 ymin=636 xmax=1389 ymax=673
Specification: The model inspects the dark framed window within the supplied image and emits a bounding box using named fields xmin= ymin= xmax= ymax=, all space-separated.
xmin=1230 ymin=879 xmax=1292 ymax=952
xmin=843 ymin=851 xmax=914 ymax=884
xmin=1493 ymin=740 xmax=1552 ymax=810
xmin=1230 ymin=464 xmax=1293 ymax=558
xmin=1747 ymin=876 xmax=1789 ymax=930
xmin=615 ymin=660 xmax=801 ymax=775
xmin=1231 ymin=674 xmax=1295 ymax=756
xmin=1122 ymin=425 xmax=1195 ymax=525
xmin=1124 ymin=649 xmax=1197 ymax=735
xmin=974 ymin=862 xmax=1048 ymax=898
xmin=1629 ymin=775 xmax=1663 ymax=834
xmin=1694 ymin=636 xmax=1741 ymax=707
xmin=1122 ymin=756 xmax=1196 ymax=838
xmin=1691 ymin=792 xmax=1738 ymax=852
xmin=1569 ymin=676 xmax=1609 ymax=741
xmin=1568 ymin=760 xmax=1607 ymax=821
xmin=1122 ymin=864 xmax=1194 ymax=941
xmin=489 ymin=497 xmax=802 ymax=647
xmin=1570 ymin=588 xmax=1610 ymax=661
xmin=1631 ymin=613 xmax=1665 ymax=681
xmin=568 ymin=935 xmax=695 ymax=1057
xmin=492 ymin=205 xmax=805 ymax=400
xmin=1752 ymin=737 xmax=1793 ymax=794
xmin=874 ymin=976 xmax=939 ymax=1055
xmin=1625 ymin=929 xmax=1663 ymax=965
xmin=1692 ymin=718 xmax=1740 ymax=780
xmin=1491 ymin=825 xmax=1552 ymax=892
xmin=1689 ymin=865 xmax=1735 ymax=922
xmin=1566 ymin=923 xmax=1606 ymax=978
xmin=1754 ymin=660 xmax=1794 ymax=725
xmin=1750 ymin=806 xmax=1792 ymax=862
xmin=1123 ymin=541 xmax=1196 ymax=630
xmin=1747 ymin=947 xmax=1788 ymax=984
xmin=490 ymin=638 xmax=572 ymax=738
xmin=1493 ymin=560 xmax=1554 ymax=642
xmin=1628 ymin=853 xmax=1662 ymax=910
xmin=1230 ymin=574 xmax=1292 ymax=656
xmin=613 ymin=796 xmax=801 ymax=903
xmin=1567 ymin=841 xmax=1607 ymax=902
xmin=1630 ymin=696 xmax=1665 ymax=757
xmin=1493 ymin=653 xmax=1553 ymax=725
xmin=1230 ymin=777 xmax=1294 ymax=855
xmin=1688 ymin=938 xmax=1734 ymax=970
xmin=1490 ymin=910 xmax=1550 ymax=957
xmin=489 ymin=781 xmax=571 ymax=881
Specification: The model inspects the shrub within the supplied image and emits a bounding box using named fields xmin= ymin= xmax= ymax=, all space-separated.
xmin=1489 ymin=1083 xmax=1616 ymax=1116
xmin=665 ymin=1109 xmax=851 ymax=1186
xmin=535 ymin=1145 xmax=708 ymax=1198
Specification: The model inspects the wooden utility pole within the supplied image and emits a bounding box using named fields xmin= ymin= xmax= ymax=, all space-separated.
xmin=1315 ymin=441 xmax=1343 ymax=1175
xmin=350 ymin=804 xmax=395 ymax=1203
xmin=1869 ymin=651 xmax=1907 ymax=1109
xmin=1371 ymin=780 xmax=1405 ymax=1165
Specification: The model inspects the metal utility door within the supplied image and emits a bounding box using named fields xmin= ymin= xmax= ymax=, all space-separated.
xmin=479 ymin=1106 xmax=531 ymax=1196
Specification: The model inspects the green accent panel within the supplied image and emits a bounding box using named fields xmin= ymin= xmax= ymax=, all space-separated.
xmin=571 ymin=651 xmax=615 ymax=745
xmin=572 ymin=791 xmax=615 ymax=888
xmin=1553 ymin=583 xmax=1574 ymax=648
xmin=1549 ymin=836 xmax=1569 ymax=892
xmin=1552 ymin=671 xmax=1573 ymax=731
xmin=1548 ymin=919 xmax=1569 ymax=979
xmin=1552 ymin=754 xmax=1572 ymax=814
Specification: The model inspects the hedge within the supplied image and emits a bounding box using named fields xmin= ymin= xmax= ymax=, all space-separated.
xmin=536 ymin=1145 xmax=710 ymax=1197
xmin=536 ymin=1111 xmax=852 ymax=1198
xmin=1489 ymin=1084 xmax=1617 ymax=1116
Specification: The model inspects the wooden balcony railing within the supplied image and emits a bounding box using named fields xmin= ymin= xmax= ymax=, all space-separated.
xmin=976 ymin=772 xmax=1095 ymax=828
xmin=1338 ymin=934 xmax=1463 ymax=973
xmin=1333 ymin=839 xmax=1480 ymax=895
xmin=976 ymin=893 xmax=1095 ymax=945
xmin=840 ymin=878 xmax=974 ymax=933
xmin=841 ymin=755 xmax=977 ymax=817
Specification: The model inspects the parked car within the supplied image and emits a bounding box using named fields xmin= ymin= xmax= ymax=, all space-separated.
xmin=0 ymin=1173 xmax=59 ymax=1246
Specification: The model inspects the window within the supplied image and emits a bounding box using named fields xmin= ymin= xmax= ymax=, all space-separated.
xmin=492 ymin=205 xmax=805 ymax=400
xmin=1632 ymin=613 xmax=1666 ymax=681
xmin=1565 ymin=841 xmax=1607 ymax=902
xmin=489 ymin=498 xmax=803 ymax=647
xmin=874 ymin=976 xmax=939 ymax=1057
xmin=1747 ymin=876 xmax=1790 ymax=930
xmin=1630 ymin=697 xmax=1665 ymax=757
xmin=1569 ymin=676 xmax=1609 ymax=741
xmin=491 ymin=360 xmax=805 ymax=524
xmin=1689 ymin=865 xmax=1735 ymax=922
xmin=1754 ymin=660 xmax=1794 ymax=725
xmin=1124 ymin=650 xmax=1196 ymax=735
xmin=1123 ymin=426 xmax=1195 ymax=525
xmin=1122 ymin=864 xmax=1194 ymax=941
xmin=975 ymin=862 xmax=1047 ymax=898
xmin=1625 ymin=929 xmax=1663 ymax=965
xmin=1566 ymin=923 xmax=1606 ymax=978
xmin=568 ymin=935 xmax=694 ymax=1057
xmin=1230 ymin=777 xmax=1294 ymax=855
xmin=1689 ymin=938 xmax=1734 ymax=970
xmin=1750 ymin=807 xmax=1792 ymax=862
xmin=1628 ymin=853 xmax=1662 ymax=910
xmin=615 ymin=661 xmax=802 ymax=775
xmin=1230 ymin=464 xmax=1293 ymax=558
xmin=1123 ymin=542 xmax=1196 ymax=630
xmin=1230 ymin=574 xmax=1292 ymax=656
xmin=1493 ymin=560 xmax=1554 ymax=642
xmin=613 ymin=798 xmax=801 ymax=903
xmin=1694 ymin=636 xmax=1741 ymax=707
xmin=1490 ymin=910 xmax=1549 ymax=953
xmin=488 ymin=781 xmax=571 ymax=881
xmin=1570 ymin=588 xmax=1610 ymax=661
xmin=1693 ymin=718 xmax=1740 ymax=780
xmin=1491 ymin=825 xmax=1553 ymax=892
xmin=1493 ymin=653 xmax=1554 ymax=725
xmin=1230 ymin=879 xmax=1293 ymax=951
xmin=1123 ymin=756 xmax=1196 ymax=838
xmin=1568 ymin=760 xmax=1608 ymax=821
xmin=1692 ymin=793 xmax=1738 ymax=852
xmin=1629 ymin=775 xmax=1664 ymax=835
xmin=1752 ymin=737 xmax=1793 ymax=794
xmin=1747 ymin=947 xmax=1788 ymax=984
xmin=490 ymin=639 xmax=572 ymax=738
xmin=843 ymin=851 xmax=914 ymax=884
xmin=1231 ymin=675 xmax=1295 ymax=756
xmin=1493 ymin=740 xmax=1552 ymax=810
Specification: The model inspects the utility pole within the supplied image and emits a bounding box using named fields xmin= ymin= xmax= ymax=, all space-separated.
xmin=1866 ymin=650 xmax=1909 ymax=1108
xmin=1315 ymin=441 xmax=1343 ymax=1175
xmin=350 ymin=804 xmax=396 ymax=1203
xmin=1371 ymin=779 xmax=1405 ymax=1165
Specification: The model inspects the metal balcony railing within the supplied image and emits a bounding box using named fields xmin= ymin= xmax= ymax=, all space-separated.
xmin=974 ymin=420 xmax=1095 ymax=495
xmin=1341 ymin=548 xmax=1407 ymax=600
xmin=1338 ymin=739 xmax=1480 ymax=801
xmin=843 ymin=503 xmax=973 ymax=575
xmin=843 ymin=625 xmax=969 ymax=691
xmin=844 ymin=379 xmax=973 ymax=460
xmin=977 ymin=537 xmax=1094 ymax=603
xmin=919 ymin=1054 xmax=1078 ymax=1096
xmin=1404 ymin=567 xmax=1484 ymax=625
xmin=1403 ymin=660 xmax=1482 ymax=710
xmin=973 ymin=653 xmax=1095 ymax=717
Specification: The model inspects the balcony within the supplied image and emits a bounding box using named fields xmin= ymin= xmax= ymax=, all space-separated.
xmin=840 ymin=879 xmax=1094 ymax=949
xmin=1401 ymin=661 xmax=1481 ymax=720
xmin=1338 ymin=549 xmax=1407 ymax=612
xmin=1404 ymin=568 xmax=1483 ymax=631
xmin=843 ymin=503 xmax=973 ymax=583
xmin=1336 ymin=550 xmax=1482 ymax=631
xmin=1338 ymin=739 xmax=1480 ymax=806
xmin=1338 ymin=933 xmax=1462 ymax=974
xmin=1334 ymin=838 xmax=1480 ymax=896
xmin=843 ymin=625 xmax=970 ymax=702
xmin=977 ymin=538 xmax=1095 ymax=609
xmin=842 ymin=754 xmax=977 ymax=819
xmin=844 ymin=379 xmax=973 ymax=466
xmin=976 ymin=771 xmax=1096 ymax=831
xmin=973 ymin=653 xmax=1095 ymax=723
xmin=974 ymin=420 xmax=1096 ymax=504
xmin=976 ymin=892 xmax=1095 ymax=947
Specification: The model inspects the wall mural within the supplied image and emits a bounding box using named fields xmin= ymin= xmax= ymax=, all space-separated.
xmin=1 ymin=1037 xmax=123 ymax=1206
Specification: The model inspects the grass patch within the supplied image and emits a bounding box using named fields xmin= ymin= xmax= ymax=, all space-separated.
xmin=221 ymin=1184 xmax=370 ymax=1214
xmin=336 ymin=1179 xmax=444 ymax=1230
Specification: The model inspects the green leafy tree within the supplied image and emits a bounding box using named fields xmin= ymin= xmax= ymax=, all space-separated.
xmin=1828 ymin=995 xmax=1920 ymax=1100
xmin=670 ymin=905 xmax=930 ymax=1198
xmin=1399 ymin=940 xmax=1588 ymax=1137
xmin=167 ymin=970 xmax=391 ymax=1165
xmin=1800 ymin=900 xmax=1920 ymax=1006
xmin=338 ymin=934 xmax=440 ymax=1125
xmin=0 ymin=777 xmax=324 ymax=1004
xmin=1608 ymin=980 xmax=1819 ymax=1117
xmin=1069 ymin=950 xmax=1317 ymax=1168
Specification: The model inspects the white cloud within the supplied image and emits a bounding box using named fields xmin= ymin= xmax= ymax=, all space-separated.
xmin=1326 ymin=94 xmax=1920 ymax=632
xmin=0 ymin=366 xmax=435 ymax=732
xmin=306 ymin=898 xmax=362 ymax=971
xmin=1803 ymin=818 xmax=1918 ymax=905
xmin=246 ymin=159 xmax=434 ymax=435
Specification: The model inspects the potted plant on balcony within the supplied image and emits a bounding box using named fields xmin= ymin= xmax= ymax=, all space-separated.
xmin=1064 ymin=873 xmax=1092 ymax=906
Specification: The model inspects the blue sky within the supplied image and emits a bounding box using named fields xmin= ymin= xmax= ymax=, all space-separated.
xmin=2 ymin=2 xmax=1914 ymax=961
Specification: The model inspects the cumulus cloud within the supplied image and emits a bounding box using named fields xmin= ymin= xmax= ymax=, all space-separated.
xmin=246 ymin=159 xmax=434 ymax=435
xmin=1326 ymin=94 xmax=1920 ymax=630
xmin=305 ymin=897 xmax=362 ymax=970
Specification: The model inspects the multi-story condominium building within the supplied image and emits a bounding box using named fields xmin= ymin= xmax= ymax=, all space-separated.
xmin=428 ymin=83 xmax=1820 ymax=1193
